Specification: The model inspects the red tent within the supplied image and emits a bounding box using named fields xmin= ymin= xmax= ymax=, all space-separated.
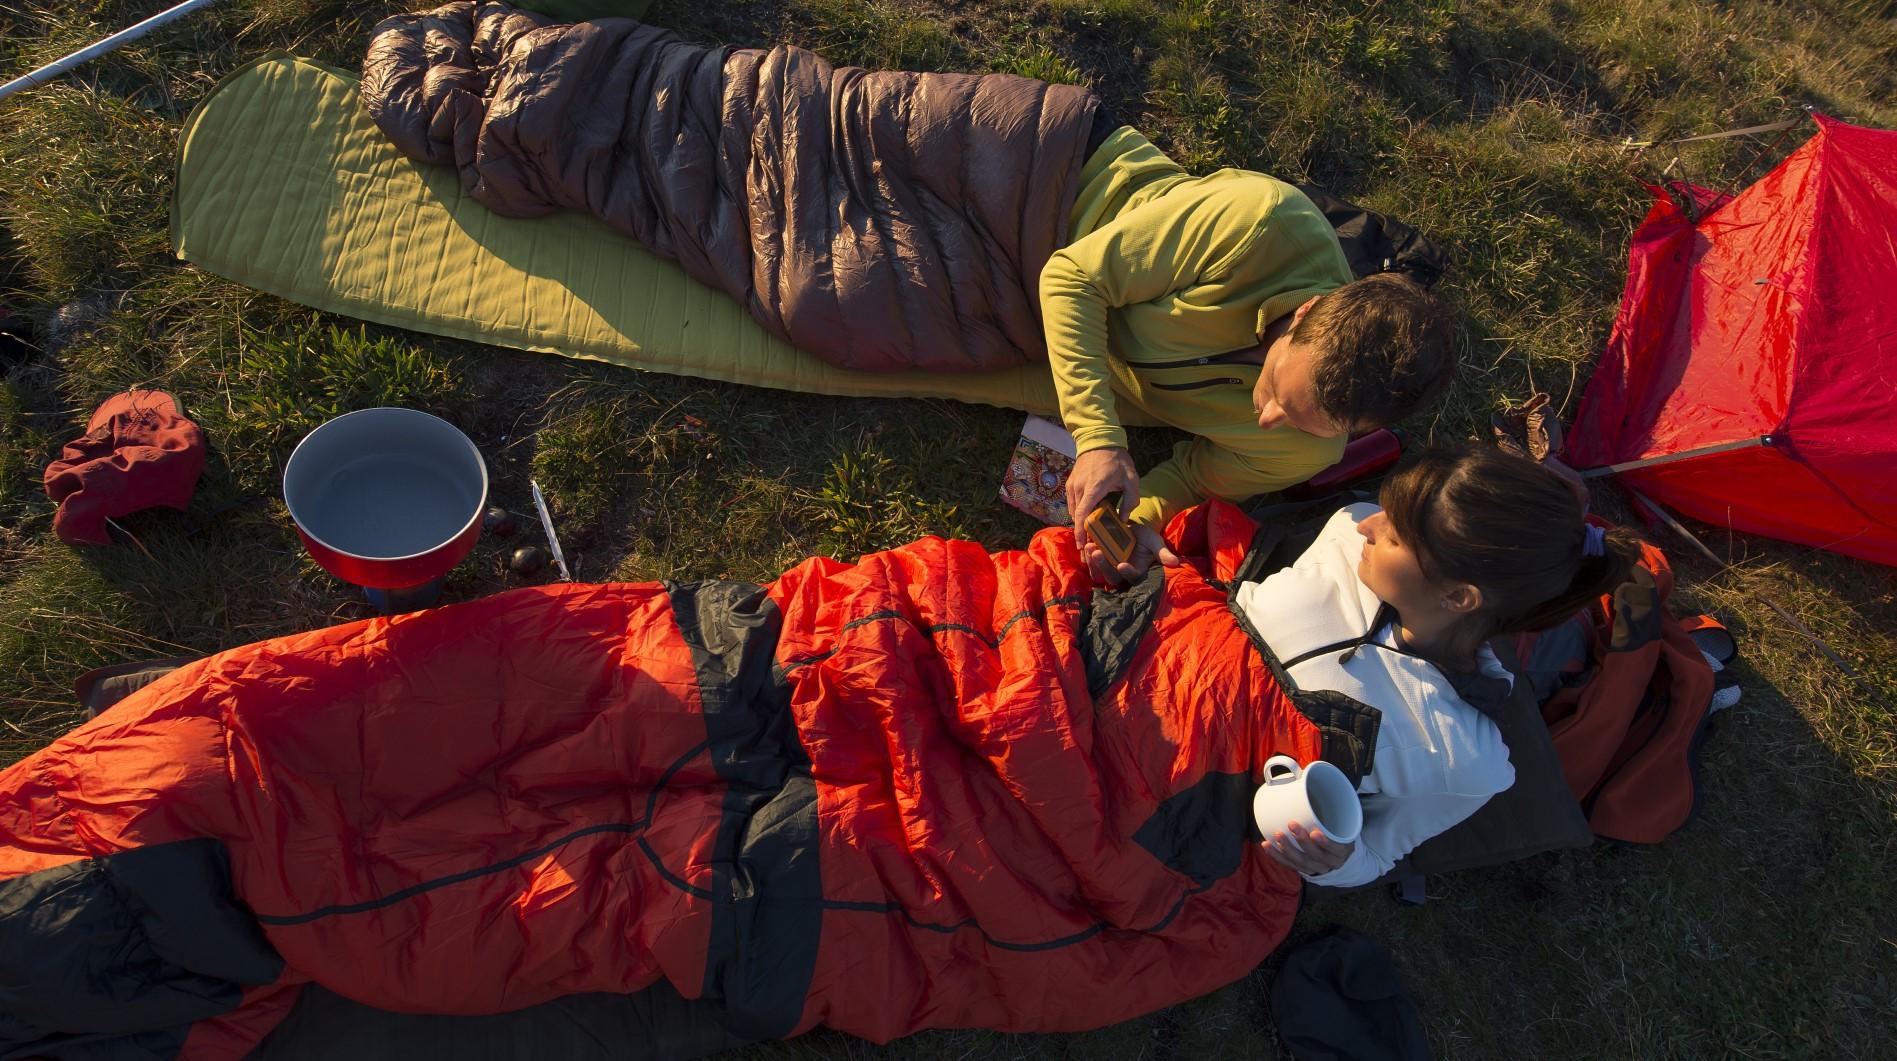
xmin=1569 ymin=115 xmax=1897 ymax=566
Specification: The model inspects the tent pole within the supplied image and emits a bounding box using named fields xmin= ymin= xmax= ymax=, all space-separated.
xmin=0 ymin=0 xmax=221 ymax=104
xmin=1626 ymin=487 xmax=1894 ymax=713
xmin=1619 ymin=116 xmax=1806 ymax=150
xmin=1577 ymin=435 xmax=1772 ymax=479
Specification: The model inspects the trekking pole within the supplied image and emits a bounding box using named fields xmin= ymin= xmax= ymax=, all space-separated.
xmin=0 ymin=0 xmax=220 ymax=104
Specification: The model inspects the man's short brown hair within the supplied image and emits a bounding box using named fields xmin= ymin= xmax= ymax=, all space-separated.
xmin=1292 ymin=273 xmax=1456 ymax=431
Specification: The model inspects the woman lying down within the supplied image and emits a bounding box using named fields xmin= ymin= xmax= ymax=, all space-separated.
xmin=0 ymin=446 xmax=1633 ymax=1058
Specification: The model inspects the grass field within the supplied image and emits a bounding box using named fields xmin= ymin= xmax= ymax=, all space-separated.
xmin=2 ymin=0 xmax=1895 ymax=1057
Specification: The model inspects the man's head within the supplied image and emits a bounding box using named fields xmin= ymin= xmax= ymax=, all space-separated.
xmin=1251 ymin=274 xmax=1456 ymax=437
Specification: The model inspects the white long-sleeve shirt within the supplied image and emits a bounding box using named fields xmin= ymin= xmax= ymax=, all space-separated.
xmin=1233 ymin=504 xmax=1516 ymax=888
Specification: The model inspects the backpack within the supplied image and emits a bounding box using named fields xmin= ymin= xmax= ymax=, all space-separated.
xmin=1507 ymin=535 xmax=1735 ymax=843
xmin=1296 ymin=184 xmax=1451 ymax=288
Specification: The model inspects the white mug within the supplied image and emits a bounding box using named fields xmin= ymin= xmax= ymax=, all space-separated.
xmin=1252 ymin=755 xmax=1363 ymax=846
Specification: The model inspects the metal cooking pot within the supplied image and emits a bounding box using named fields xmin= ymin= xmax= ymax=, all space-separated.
xmin=283 ymin=407 xmax=488 ymax=591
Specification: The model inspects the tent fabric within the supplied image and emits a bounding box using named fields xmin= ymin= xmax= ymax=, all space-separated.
xmin=1568 ymin=115 xmax=1897 ymax=565
xmin=0 ymin=503 xmax=1372 ymax=1059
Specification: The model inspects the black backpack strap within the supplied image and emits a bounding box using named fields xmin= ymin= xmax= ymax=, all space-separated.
xmin=1225 ymin=526 xmax=1383 ymax=785
xmin=1296 ymin=183 xmax=1450 ymax=288
xmin=1287 ymin=688 xmax=1381 ymax=785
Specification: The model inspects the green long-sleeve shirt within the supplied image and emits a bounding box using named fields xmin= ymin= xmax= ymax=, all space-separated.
xmin=1040 ymin=127 xmax=1355 ymax=529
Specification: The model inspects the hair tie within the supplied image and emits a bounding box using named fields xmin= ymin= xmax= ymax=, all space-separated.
xmin=1582 ymin=524 xmax=1607 ymax=558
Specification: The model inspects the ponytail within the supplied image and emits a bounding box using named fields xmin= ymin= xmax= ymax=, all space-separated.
xmin=1498 ymin=524 xmax=1641 ymax=635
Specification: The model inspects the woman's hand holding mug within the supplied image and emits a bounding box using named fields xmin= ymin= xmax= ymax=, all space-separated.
xmin=1253 ymin=754 xmax=1362 ymax=879
xmin=1263 ymin=821 xmax=1354 ymax=876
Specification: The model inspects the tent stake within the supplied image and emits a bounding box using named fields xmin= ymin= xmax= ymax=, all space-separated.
xmin=1627 ymin=487 xmax=1893 ymax=713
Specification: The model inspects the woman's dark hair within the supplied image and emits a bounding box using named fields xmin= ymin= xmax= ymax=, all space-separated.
xmin=1378 ymin=445 xmax=1642 ymax=644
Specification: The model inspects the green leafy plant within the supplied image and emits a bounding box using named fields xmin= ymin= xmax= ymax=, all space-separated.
xmin=811 ymin=446 xmax=971 ymax=561
xmin=784 ymin=0 xmax=966 ymax=70
xmin=530 ymin=398 xmax=645 ymax=532
xmin=810 ymin=446 xmax=965 ymax=559
xmin=221 ymin=319 xmax=465 ymax=489
xmin=1001 ymin=46 xmax=1090 ymax=86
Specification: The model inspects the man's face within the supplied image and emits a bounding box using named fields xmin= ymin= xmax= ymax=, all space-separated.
xmin=1252 ymin=340 xmax=1348 ymax=438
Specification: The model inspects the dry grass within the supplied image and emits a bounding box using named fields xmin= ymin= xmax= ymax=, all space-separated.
xmin=3 ymin=0 xmax=1896 ymax=1056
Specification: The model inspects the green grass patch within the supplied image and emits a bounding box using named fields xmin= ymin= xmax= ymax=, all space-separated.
xmin=1046 ymin=0 xmax=1154 ymax=26
xmin=0 ymin=88 xmax=174 ymax=298
xmin=809 ymin=445 xmax=969 ymax=557
xmin=777 ymin=0 xmax=968 ymax=70
xmin=997 ymin=44 xmax=1090 ymax=85
xmin=218 ymin=319 xmax=467 ymax=492
xmin=0 ymin=380 xmax=52 ymax=521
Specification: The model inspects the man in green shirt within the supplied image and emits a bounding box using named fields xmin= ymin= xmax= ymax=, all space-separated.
xmin=1044 ymin=126 xmax=1455 ymax=581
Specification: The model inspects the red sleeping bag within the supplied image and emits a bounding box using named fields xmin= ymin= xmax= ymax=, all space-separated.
xmin=0 ymin=502 xmax=1377 ymax=1058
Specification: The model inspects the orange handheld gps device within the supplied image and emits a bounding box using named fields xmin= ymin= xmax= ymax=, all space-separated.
xmin=1083 ymin=500 xmax=1139 ymax=570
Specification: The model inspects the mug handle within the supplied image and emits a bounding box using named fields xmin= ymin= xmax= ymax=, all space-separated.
xmin=1262 ymin=754 xmax=1301 ymax=786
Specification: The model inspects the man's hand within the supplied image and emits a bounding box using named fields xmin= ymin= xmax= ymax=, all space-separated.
xmin=1067 ymin=446 xmax=1140 ymax=550
xmin=1262 ymin=821 xmax=1354 ymax=878
xmin=1082 ymin=522 xmax=1181 ymax=585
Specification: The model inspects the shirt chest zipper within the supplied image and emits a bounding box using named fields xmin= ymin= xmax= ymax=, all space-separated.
xmin=1133 ymin=347 xmax=1260 ymax=371
xmin=1148 ymin=376 xmax=1246 ymax=392
xmin=1134 ymin=346 xmax=1259 ymax=391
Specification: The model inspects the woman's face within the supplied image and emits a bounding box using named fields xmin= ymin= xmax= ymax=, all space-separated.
xmin=1356 ymin=510 xmax=1459 ymax=618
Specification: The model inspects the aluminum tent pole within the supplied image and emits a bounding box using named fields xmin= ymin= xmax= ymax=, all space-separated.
xmin=1576 ymin=435 xmax=1773 ymax=479
xmin=0 ymin=0 xmax=220 ymax=103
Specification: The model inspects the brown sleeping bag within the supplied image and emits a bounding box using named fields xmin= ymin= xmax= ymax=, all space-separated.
xmin=360 ymin=1 xmax=1098 ymax=374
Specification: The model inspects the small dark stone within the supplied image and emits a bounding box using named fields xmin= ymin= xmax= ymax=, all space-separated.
xmin=509 ymin=545 xmax=548 ymax=575
xmin=484 ymin=507 xmax=519 ymax=536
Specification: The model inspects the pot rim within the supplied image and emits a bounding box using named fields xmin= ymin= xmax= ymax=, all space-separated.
xmin=282 ymin=407 xmax=489 ymax=564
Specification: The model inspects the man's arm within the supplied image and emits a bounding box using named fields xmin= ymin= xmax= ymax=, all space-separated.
xmin=1040 ymin=181 xmax=1284 ymax=528
xmin=1040 ymin=182 xmax=1278 ymax=448
xmin=1126 ymin=436 xmax=1346 ymax=531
